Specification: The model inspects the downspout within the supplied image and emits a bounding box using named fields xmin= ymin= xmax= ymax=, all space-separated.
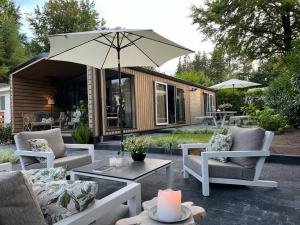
xmin=97 ymin=69 xmax=104 ymax=142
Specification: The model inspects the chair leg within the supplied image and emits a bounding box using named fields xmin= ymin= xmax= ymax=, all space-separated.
xmin=202 ymin=180 xmax=210 ymax=196
xmin=201 ymin=156 xmax=210 ymax=196
xmin=183 ymin=169 xmax=189 ymax=179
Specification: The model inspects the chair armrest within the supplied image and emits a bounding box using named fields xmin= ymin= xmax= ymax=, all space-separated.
xmin=201 ymin=150 xmax=269 ymax=159
xmin=54 ymin=183 xmax=141 ymax=225
xmin=64 ymin=144 xmax=95 ymax=162
xmin=180 ymin=143 xmax=207 ymax=156
xmin=15 ymin=150 xmax=54 ymax=168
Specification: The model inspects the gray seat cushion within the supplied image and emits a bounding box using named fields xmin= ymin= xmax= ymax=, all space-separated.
xmin=185 ymin=155 xmax=255 ymax=180
xmin=0 ymin=171 xmax=47 ymax=225
xmin=26 ymin=154 xmax=92 ymax=170
xmin=229 ymin=126 xmax=265 ymax=168
xmin=15 ymin=128 xmax=65 ymax=165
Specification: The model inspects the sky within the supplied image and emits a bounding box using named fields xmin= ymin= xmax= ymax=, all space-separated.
xmin=15 ymin=0 xmax=214 ymax=75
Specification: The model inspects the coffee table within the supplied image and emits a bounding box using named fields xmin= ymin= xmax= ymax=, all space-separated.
xmin=70 ymin=158 xmax=173 ymax=187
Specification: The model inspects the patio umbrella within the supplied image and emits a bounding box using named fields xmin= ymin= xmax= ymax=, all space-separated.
xmin=47 ymin=29 xmax=193 ymax=149
xmin=209 ymin=79 xmax=261 ymax=94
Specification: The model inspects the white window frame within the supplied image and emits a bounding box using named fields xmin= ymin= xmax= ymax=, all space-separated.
xmin=154 ymin=81 xmax=169 ymax=125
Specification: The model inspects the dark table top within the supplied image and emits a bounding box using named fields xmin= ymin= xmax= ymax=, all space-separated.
xmin=72 ymin=158 xmax=172 ymax=181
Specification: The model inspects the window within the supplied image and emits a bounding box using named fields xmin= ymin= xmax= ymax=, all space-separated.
xmin=0 ymin=96 xmax=5 ymax=110
xmin=155 ymin=82 xmax=168 ymax=125
xmin=204 ymin=93 xmax=214 ymax=115
xmin=176 ymin=88 xmax=185 ymax=123
xmin=105 ymin=72 xmax=134 ymax=129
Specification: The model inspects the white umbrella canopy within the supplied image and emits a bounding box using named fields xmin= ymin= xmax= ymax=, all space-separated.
xmin=209 ymin=79 xmax=261 ymax=90
xmin=48 ymin=28 xmax=193 ymax=69
xmin=48 ymin=28 xmax=193 ymax=147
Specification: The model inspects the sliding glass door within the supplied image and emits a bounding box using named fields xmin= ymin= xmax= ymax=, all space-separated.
xmin=155 ymin=82 xmax=168 ymax=125
xmin=168 ymin=85 xmax=176 ymax=124
xmin=105 ymin=72 xmax=134 ymax=129
xmin=155 ymin=82 xmax=186 ymax=125
xmin=176 ymin=88 xmax=185 ymax=123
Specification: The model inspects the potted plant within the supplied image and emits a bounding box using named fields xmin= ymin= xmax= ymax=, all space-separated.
xmin=218 ymin=103 xmax=233 ymax=111
xmin=72 ymin=123 xmax=92 ymax=144
xmin=122 ymin=136 xmax=150 ymax=161
xmin=0 ymin=147 xmax=19 ymax=171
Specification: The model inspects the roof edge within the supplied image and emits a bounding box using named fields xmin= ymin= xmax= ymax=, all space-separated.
xmin=9 ymin=52 xmax=49 ymax=75
xmin=9 ymin=53 xmax=214 ymax=92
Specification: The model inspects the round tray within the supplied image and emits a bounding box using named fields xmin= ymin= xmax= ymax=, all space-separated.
xmin=148 ymin=205 xmax=192 ymax=223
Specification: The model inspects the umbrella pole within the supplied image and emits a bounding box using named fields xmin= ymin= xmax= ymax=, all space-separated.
xmin=117 ymin=33 xmax=124 ymax=153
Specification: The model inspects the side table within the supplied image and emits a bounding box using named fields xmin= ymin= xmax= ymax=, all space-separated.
xmin=116 ymin=197 xmax=206 ymax=225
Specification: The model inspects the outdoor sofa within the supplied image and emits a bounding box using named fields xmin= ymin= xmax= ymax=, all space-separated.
xmin=181 ymin=126 xmax=278 ymax=196
xmin=14 ymin=128 xmax=94 ymax=170
xmin=0 ymin=166 xmax=141 ymax=225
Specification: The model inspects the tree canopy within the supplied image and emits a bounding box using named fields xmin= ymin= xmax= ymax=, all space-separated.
xmin=0 ymin=0 xmax=27 ymax=81
xmin=191 ymin=0 xmax=300 ymax=60
xmin=28 ymin=0 xmax=106 ymax=54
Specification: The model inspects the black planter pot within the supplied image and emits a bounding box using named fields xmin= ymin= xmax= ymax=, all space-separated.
xmin=131 ymin=153 xmax=146 ymax=161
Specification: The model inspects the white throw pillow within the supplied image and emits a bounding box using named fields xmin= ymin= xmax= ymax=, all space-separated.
xmin=33 ymin=180 xmax=98 ymax=224
xmin=205 ymin=132 xmax=233 ymax=162
xmin=23 ymin=167 xmax=67 ymax=184
xmin=27 ymin=139 xmax=54 ymax=162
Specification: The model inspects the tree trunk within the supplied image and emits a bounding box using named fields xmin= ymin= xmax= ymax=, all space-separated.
xmin=281 ymin=10 xmax=292 ymax=52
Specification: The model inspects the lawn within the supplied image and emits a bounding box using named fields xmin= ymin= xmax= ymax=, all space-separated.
xmin=149 ymin=133 xmax=212 ymax=149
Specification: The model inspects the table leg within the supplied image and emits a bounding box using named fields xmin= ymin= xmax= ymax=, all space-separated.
xmin=220 ymin=113 xmax=227 ymax=128
xmin=212 ymin=116 xmax=218 ymax=128
xmin=166 ymin=163 xmax=174 ymax=188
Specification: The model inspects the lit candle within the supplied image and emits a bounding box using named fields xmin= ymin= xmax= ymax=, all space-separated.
xmin=157 ymin=189 xmax=182 ymax=222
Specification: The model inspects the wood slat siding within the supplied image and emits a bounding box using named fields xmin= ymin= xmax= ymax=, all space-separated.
xmin=97 ymin=68 xmax=214 ymax=136
xmin=11 ymin=76 xmax=56 ymax=133
xmin=190 ymin=89 xmax=203 ymax=124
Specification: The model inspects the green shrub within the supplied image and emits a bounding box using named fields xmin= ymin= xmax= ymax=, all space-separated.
xmin=265 ymin=73 xmax=300 ymax=127
xmin=244 ymin=89 xmax=265 ymax=110
xmin=173 ymin=127 xmax=228 ymax=135
xmin=149 ymin=134 xmax=180 ymax=151
xmin=0 ymin=124 xmax=12 ymax=144
xmin=123 ymin=136 xmax=150 ymax=155
xmin=0 ymin=147 xmax=19 ymax=164
xmin=72 ymin=123 xmax=92 ymax=144
xmin=256 ymin=108 xmax=289 ymax=132
xmin=216 ymin=89 xmax=246 ymax=113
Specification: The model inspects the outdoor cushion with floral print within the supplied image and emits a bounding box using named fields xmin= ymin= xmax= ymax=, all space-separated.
xmin=33 ymin=180 xmax=98 ymax=224
xmin=205 ymin=132 xmax=233 ymax=163
xmin=27 ymin=139 xmax=54 ymax=162
xmin=23 ymin=167 xmax=67 ymax=184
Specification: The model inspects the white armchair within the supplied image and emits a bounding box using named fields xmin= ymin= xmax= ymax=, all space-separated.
xmin=181 ymin=129 xmax=278 ymax=196
xmin=54 ymin=183 xmax=141 ymax=225
xmin=14 ymin=128 xmax=94 ymax=170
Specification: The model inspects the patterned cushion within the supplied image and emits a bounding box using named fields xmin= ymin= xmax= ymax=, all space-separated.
xmin=33 ymin=180 xmax=98 ymax=224
xmin=205 ymin=132 xmax=233 ymax=162
xmin=27 ymin=139 xmax=54 ymax=162
xmin=23 ymin=167 xmax=67 ymax=184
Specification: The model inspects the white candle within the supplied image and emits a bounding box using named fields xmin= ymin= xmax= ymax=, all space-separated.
xmin=157 ymin=189 xmax=182 ymax=222
xmin=115 ymin=157 xmax=123 ymax=167
xmin=109 ymin=157 xmax=117 ymax=166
